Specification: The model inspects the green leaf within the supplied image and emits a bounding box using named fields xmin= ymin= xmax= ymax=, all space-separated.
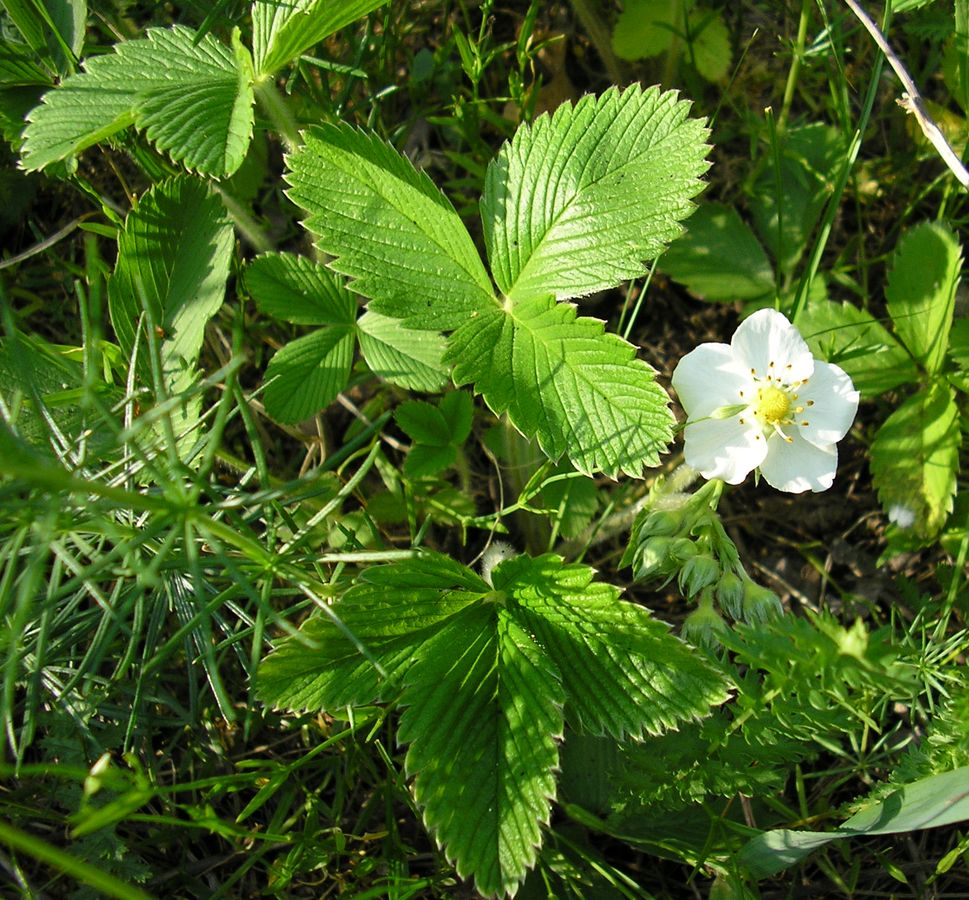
xmin=797 ymin=300 xmax=919 ymax=397
xmin=0 ymin=40 xmax=53 ymax=86
xmin=748 ymin=123 xmax=842 ymax=275
xmin=497 ymin=554 xmax=730 ymax=739
xmin=738 ymin=767 xmax=969 ymax=880
xmin=439 ymin=391 xmax=473 ymax=444
xmin=611 ymin=0 xmax=679 ymax=60
xmin=396 ymin=401 xmax=452 ymax=446
xmin=397 ymin=603 xmax=563 ymax=897
xmin=357 ymin=310 xmax=448 ymax=392
xmin=258 ymin=551 xmax=727 ymax=896
xmin=107 ymin=176 xmax=233 ymax=392
xmin=244 ymin=252 xmax=357 ymax=325
xmin=870 ymin=382 xmax=961 ymax=538
xmin=659 ymin=201 xmax=774 ymax=301
xmin=285 ymin=123 xmax=495 ymax=330
xmin=1 ymin=0 xmax=82 ymax=72
xmin=397 ymin=393 xmax=473 ymax=478
xmin=481 ymin=83 xmax=709 ymax=304
xmin=21 ymin=25 xmax=254 ymax=177
xmin=949 ymin=317 xmax=969 ymax=371
xmin=252 ymin=0 xmax=389 ymax=77
xmin=685 ymin=8 xmax=732 ymax=83
xmin=885 ymin=221 xmax=962 ymax=375
xmin=403 ymin=443 xmax=457 ymax=479
xmin=263 ymin=326 xmax=355 ymax=423
xmin=447 ymin=295 xmax=675 ymax=477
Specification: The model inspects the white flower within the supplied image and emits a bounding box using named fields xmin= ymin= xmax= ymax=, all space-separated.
xmin=671 ymin=308 xmax=859 ymax=493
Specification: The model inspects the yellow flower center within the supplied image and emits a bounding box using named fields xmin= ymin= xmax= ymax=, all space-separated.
xmin=756 ymin=385 xmax=791 ymax=424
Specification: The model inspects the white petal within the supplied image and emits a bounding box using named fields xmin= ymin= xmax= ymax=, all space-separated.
xmin=683 ymin=415 xmax=768 ymax=484
xmin=759 ymin=430 xmax=838 ymax=493
xmin=795 ymin=360 xmax=860 ymax=448
xmin=672 ymin=343 xmax=753 ymax=419
xmin=731 ymin=309 xmax=814 ymax=382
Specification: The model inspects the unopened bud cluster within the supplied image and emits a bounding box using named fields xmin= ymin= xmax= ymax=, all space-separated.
xmin=622 ymin=469 xmax=783 ymax=641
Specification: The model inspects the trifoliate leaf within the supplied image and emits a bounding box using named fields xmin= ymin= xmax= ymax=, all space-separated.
xmin=21 ymin=25 xmax=254 ymax=177
xmin=357 ymin=310 xmax=448 ymax=392
xmin=495 ymin=554 xmax=730 ymax=739
xmin=885 ymin=221 xmax=962 ymax=375
xmin=481 ymin=84 xmax=710 ymax=304
xmin=660 ymin=201 xmax=774 ymax=301
xmin=258 ymin=551 xmax=727 ymax=897
xmin=245 ymin=252 xmax=357 ymax=325
xmin=286 ymin=123 xmax=495 ymax=330
xmin=107 ymin=176 xmax=233 ymax=391
xmin=798 ymin=300 xmax=918 ymax=397
xmin=447 ymin=295 xmax=675 ymax=477
xmin=870 ymin=382 xmax=961 ymax=538
xmin=263 ymin=326 xmax=355 ymax=423
xmin=397 ymin=393 xmax=473 ymax=478
xmin=252 ymin=0 xmax=389 ymax=77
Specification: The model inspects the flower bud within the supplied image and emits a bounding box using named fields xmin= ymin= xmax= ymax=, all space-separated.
xmin=678 ymin=554 xmax=720 ymax=598
xmin=681 ymin=600 xmax=728 ymax=650
xmin=715 ymin=570 xmax=745 ymax=619
xmin=669 ymin=537 xmax=698 ymax=563
xmin=634 ymin=536 xmax=673 ymax=579
xmin=741 ymin=580 xmax=783 ymax=623
xmin=642 ymin=508 xmax=682 ymax=537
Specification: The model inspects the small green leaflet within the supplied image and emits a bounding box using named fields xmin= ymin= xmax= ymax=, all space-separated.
xmin=257 ymin=551 xmax=728 ymax=897
xmin=245 ymin=253 xmax=448 ymax=423
xmin=285 ymin=123 xmax=495 ymax=331
xmin=396 ymin=392 xmax=473 ymax=478
xmin=870 ymin=382 xmax=961 ymax=538
xmin=885 ymin=221 xmax=962 ymax=376
xmin=108 ymin=176 xmax=233 ymax=392
xmin=356 ymin=310 xmax=448 ymax=393
xmin=447 ymin=296 xmax=675 ymax=477
xmin=251 ymin=0 xmax=389 ymax=78
xmin=21 ymin=25 xmax=254 ymax=177
xmin=481 ymin=84 xmax=710 ymax=304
